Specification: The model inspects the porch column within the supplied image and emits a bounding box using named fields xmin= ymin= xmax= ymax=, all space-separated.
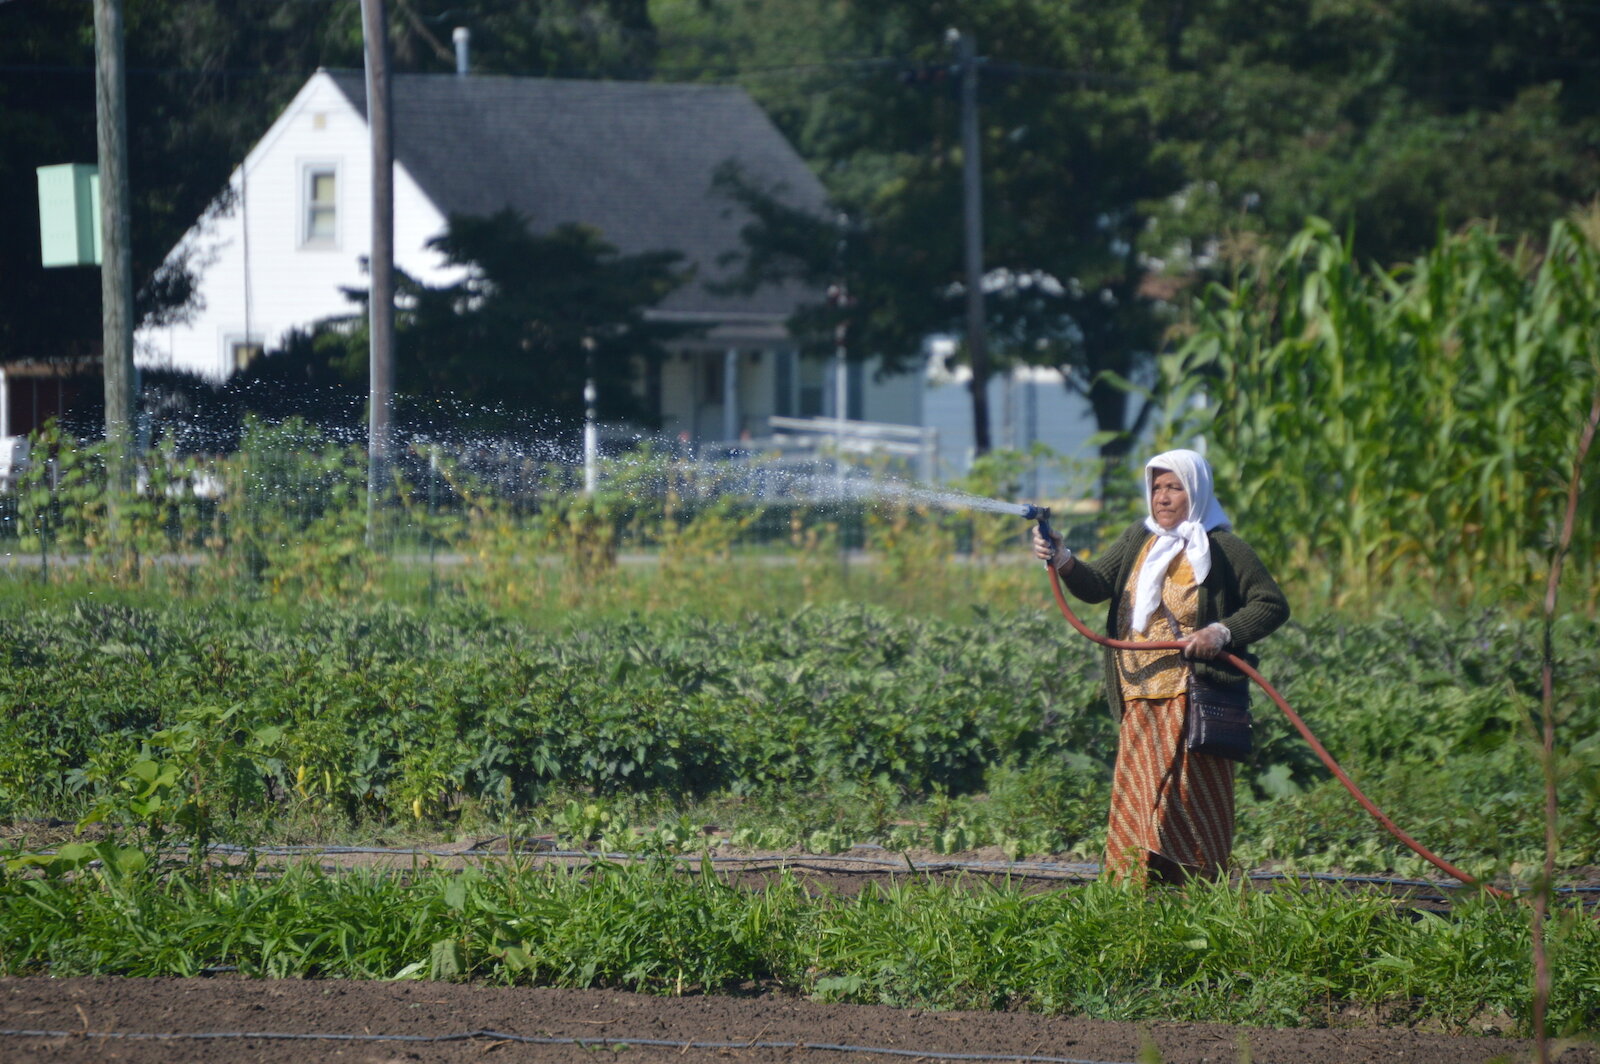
xmin=832 ymin=352 xmax=848 ymax=421
xmin=0 ymin=369 xmax=8 ymax=438
xmin=723 ymin=348 xmax=739 ymax=441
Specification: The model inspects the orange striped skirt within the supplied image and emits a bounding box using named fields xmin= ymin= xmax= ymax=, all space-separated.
xmin=1105 ymin=694 xmax=1236 ymax=884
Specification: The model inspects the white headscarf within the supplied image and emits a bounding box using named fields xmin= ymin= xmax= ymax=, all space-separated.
xmin=1129 ymin=448 xmax=1232 ymax=634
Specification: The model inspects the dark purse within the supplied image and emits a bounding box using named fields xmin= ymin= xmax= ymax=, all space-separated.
xmin=1186 ymin=673 xmax=1254 ymax=762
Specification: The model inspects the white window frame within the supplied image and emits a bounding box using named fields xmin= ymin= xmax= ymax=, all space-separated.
xmin=224 ymin=333 xmax=265 ymax=375
xmin=300 ymin=161 xmax=340 ymax=249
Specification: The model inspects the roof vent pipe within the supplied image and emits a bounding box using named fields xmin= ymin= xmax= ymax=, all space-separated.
xmin=453 ymin=27 xmax=470 ymax=76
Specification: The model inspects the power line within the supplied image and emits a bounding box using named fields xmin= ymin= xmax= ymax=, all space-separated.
xmin=1466 ymin=0 xmax=1600 ymax=11
xmin=5 ymin=34 xmax=1600 ymax=87
xmin=0 ymin=62 xmax=317 ymax=80
xmin=0 ymin=42 xmax=1595 ymax=122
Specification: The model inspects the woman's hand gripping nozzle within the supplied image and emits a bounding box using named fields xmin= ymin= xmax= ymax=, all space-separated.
xmin=1023 ymin=504 xmax=1069 ymax=569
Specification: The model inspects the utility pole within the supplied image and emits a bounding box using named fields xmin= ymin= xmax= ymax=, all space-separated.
xmin=93 ymin=0 xmax=134 ymax=494
xmin=949 ymin=29 xmax=991 ymax=455
xmin=361 ymin=0 xmax=396 ymax=538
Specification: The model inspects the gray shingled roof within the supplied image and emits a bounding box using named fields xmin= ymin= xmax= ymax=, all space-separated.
xmin=327 ymin=71 xmax=827 ymax=321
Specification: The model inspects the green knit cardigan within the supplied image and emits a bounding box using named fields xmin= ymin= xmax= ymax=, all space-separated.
xmin=1060 ymin=520 xmax=1290 ymax=719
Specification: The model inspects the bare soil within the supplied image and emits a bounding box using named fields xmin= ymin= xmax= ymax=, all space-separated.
xmin=2 ymin=976 xmax=1596 ymax=1064
xmin=4 ymin=832 xmax=1596 ymax=1063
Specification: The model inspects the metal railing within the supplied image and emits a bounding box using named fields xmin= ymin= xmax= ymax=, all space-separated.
xmin=704 ymin=416 xmax=940 ymax=484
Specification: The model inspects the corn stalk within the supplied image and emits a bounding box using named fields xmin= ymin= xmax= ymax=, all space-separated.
xmin=1159 ymin=218 xmax=1600 ymax=606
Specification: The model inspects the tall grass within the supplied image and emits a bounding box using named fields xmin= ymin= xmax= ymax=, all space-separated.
xmin=11 ymin=217 xmax=1600 ymax=616
xmin=1 ymin=417 xmax=1076 ymax=616
xmin=1160 ymin=218 xmax=1600 ymax=607
xmin=2 ymin=858 xmax=1595 ymax=1035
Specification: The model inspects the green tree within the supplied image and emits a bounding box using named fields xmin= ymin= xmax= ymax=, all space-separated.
xmin=146 ymin=209 xmax=692 ymax=442
xmin=0 ymin=0 xmax=361 ymax=377
xmin=387 ymin=210 xmax=691 ymax=432
xmin=664 ymin=0 xmax=1600 ymax=480
xmin=0 ymin=0 xmax=662 ymax=394
xmin=684 ymin=0 xmax=1182 ymax=467
xmin=1138 ymin=0 xmax=1600 ymax=270
xmin=448 ymin=0 xmax=658 ymax=76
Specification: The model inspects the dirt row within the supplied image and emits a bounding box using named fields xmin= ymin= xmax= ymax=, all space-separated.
xmin=4 ymin=838 xmax=1595 ymax=1063
xmin=3 ymin=976 xmax=1595 ymax=1064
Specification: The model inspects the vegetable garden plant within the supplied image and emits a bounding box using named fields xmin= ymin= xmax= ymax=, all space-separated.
xmin=1 ymin=218 xmax=1598 ymax=1036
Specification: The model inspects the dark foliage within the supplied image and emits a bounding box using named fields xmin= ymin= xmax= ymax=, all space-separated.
xmin=140 ymin=209 xmax=692 ymax=445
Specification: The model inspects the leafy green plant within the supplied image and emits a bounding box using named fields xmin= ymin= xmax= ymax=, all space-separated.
xmin=7 ymin=857 xmax=1592 ymax=1034
xmin=1 ymin=597 xmax=1595 ymax=876
xmin=73 ymin=702 xmax=284 ymax=858
xmin=1160 ymin=218 xmax=1600 ymax=606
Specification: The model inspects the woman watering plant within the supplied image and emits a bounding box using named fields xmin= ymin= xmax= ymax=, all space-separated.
xmin=1031 ymin=448 xmax=1289 ymax=885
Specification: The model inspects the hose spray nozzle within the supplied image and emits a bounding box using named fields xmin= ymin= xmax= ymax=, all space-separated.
xmin=1022 ymin=503 xmax=1056 ymax=560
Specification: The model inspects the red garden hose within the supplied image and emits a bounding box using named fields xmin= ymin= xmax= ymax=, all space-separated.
xmin=1042 ymin=561 xmax=1512 ymax=899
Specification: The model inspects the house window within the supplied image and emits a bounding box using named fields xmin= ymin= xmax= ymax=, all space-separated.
xmin=302 ymin=165 xmax=338 ymax=248
xmin=227 ymin=336 xmax=264 ymax=374
xmin=233 ymin=341 xmax=263 ymax=372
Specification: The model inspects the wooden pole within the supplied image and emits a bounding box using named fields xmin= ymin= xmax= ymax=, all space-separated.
xmin=361 ymin=0 xmax=395 ymax=539
xmin=93 ymin=0 xmax=134 ymax=493
xmin=953 ymin=29 xmax=990 ymax=456
xmin=1532 ymin=383 xmax=1600 ymax=1064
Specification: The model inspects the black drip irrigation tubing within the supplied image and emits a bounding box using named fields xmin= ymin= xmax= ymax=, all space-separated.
xmin=182 ymin=842 xmax=1103 ymax=879
xmin=0 ymin=1027 xmax=1140 ymax=1064
xmin=180 ymin=843 xmax=1600 ymax=899
xmin=25 ymin=841 xmax=1600 ymax=903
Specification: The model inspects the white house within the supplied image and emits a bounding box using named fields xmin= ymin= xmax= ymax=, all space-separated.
xmin=135 ymin=68 xmax=926 ymax=445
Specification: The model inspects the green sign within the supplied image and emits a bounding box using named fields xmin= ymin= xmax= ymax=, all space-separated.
xmin=37 ymin=164 xmax=101 ymax=268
